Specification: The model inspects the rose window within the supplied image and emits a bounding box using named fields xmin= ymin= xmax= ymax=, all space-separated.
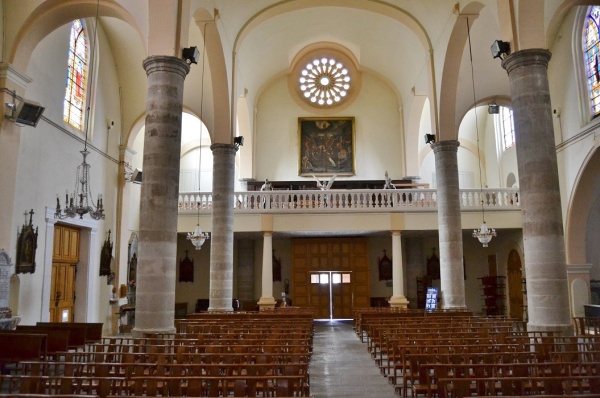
xmin=299 ymin=57 xmax=351 ymax=106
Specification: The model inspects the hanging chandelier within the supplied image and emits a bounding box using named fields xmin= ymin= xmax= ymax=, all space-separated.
xmin=466 ymin=17 xmax=496 ymax=247
xmin=186 ymin=23 xmax=209 ymax=250
xmin=55 ymin=0 xmax=104 ymax=221
xmin=55 ymin=150 xmax=105 ymax=220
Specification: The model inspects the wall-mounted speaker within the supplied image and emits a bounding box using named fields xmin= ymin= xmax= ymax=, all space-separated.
xmin=132 ymin=168 xmax=142 ymax=184
xmin=14 ymin=99 xmax=45 ymax=127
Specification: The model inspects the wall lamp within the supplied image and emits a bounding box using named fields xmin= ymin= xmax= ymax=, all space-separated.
xmin=491 ymin=40 xmax=510 ymax=60
xmin=182 ymin=46 xmax=199 ymax=64
xmin=424 ymin=134 xmax=436 ymax=144
xmin=234 ymin=136 xmax=244 ymax=148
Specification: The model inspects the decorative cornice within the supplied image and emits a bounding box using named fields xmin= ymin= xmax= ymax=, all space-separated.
xmin=0 ymin=63 xmax=32 ymax=89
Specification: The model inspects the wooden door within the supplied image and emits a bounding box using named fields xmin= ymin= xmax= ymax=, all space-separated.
xmin=292 ymin=238 xmax=369 ymax=319
xmin=506 ymin=250 xmax=524 ymax=320
xmin=50 ymin=262 xmax=77 ymax=322
xmin=309 ymin=272 xmax=331 ymax=319
xmin=331 ymin=272 xmax=353 ymax=319
xmin=51 ymin=225 xmax=80 ymax=322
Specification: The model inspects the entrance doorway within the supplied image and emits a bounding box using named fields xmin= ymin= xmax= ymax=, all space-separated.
xmin=310 ymin=271 xmax=353 ymax=319
xmin=50 ymin=225 xmax=80 ymax=322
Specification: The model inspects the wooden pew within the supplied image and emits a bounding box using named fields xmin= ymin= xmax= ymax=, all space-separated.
xmin=0 ymin=334 xmax=46 ymax=372
xmin=35 ymin=322 xmax=103 ymax=349
xmin=13 ymin=326 xmax=70 ymax=358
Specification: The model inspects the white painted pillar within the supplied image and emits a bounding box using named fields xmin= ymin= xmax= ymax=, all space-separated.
xmin=389 ymin=231 xmax=409 ymax=308
xmin=257 ymin=232 xmax=276 ymax=309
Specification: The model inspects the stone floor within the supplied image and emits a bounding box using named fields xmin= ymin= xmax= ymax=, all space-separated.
xmin=309 ymin=320 xmax=398 ymax=398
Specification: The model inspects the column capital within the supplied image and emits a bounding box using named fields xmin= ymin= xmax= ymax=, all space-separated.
xmin=210 ymin=143 xmax=239 ymax=155
xmin=501 ymin=49 xmax=552 ymax=75
xmin=391 ymin=231 xmax=402 ymax=237
xmin=431 ymin=140 xmax=460 ymax=154
xmin=142 ymin=56 xmax=190 ymax=79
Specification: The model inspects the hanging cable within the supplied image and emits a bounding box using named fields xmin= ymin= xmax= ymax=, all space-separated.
xmin=467 ymin=17 xmax=496 ymax=247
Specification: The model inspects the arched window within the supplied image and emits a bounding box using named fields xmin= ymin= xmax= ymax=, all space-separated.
xmin=583 ymin=6 xmax=600 ymax=118
xmin=63 ymin=19 xmax=88 ymax=130
xmin=494 ymin=106 xmax=515 ymax=151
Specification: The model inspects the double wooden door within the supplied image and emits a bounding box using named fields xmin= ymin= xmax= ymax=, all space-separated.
xmin=292 ymin=238 xmax=370 ymax=319
xmin=51 ymin=225 xmax=80 ymax=322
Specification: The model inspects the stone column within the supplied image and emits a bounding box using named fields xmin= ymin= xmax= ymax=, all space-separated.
xmin=389 ymin=231 xmax=409 ymax=308
xmin=134 ymin=56 xmax=189 ymax=335
xmin=432 ymin=140 xmax=466 ymax=309
xmin=208 ymin=143 xmax=238 ymax=311
xmin=502 ymin=49 xmax=571 ymax=334
xmin=237 ymin=239 xmax=255 ymax=310
xmin=258 ymin=232 xmax=277 ymax=309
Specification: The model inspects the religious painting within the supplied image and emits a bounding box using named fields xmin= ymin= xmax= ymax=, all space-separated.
xmin=16 ymin=210 xmax=38 ymax=274
xmin=272 ymin=251 xmax=282 ymax=282
xmin=427 ymin=248 xmax=440 ymax=280
xmin=298 ymin=117 xmax=355 ymax=176
xmin=179 ymin=251 xmax=194 ymax=282
xmin=378 ymin=249 xmax=392 ymax=281
xmin=99 ymin=230 xmax=113 ymax=277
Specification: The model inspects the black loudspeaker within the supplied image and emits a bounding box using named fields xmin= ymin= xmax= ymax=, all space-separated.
xmin=14 ymin=99 xmax=45 ymax=127
xmin=424 ymin=134 xmax=436 ymax=144
xmin=132 ymin=169 xmax=142 ymax=184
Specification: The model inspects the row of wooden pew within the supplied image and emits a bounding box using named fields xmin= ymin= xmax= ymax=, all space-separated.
xmin=353 ymin=309 xmax=600 ymax=397
xmin=0 ymin=311 xmax=314 ymax=397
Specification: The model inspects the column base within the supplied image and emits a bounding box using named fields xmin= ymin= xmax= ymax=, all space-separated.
xmin=389 ymin=295 xmax=409 ymax=309
xmin=257 ymin=296 xmax=277 ymax=310
xmin=131 ymin=326 xmax=176 ymax=337
xmin=526 ymin=322 xmax=574 ymax=336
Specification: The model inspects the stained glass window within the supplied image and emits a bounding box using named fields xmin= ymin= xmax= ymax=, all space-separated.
xmin=584 ymin=6 xmax=600 ymax=117
xmin=64 ymin=19 xmax=88 ymax=130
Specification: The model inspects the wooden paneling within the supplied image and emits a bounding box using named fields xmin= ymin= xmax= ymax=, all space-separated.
xmin=53 ymin=225 xmax=80 ymax=263
xmin=292 ymin=238 xmax=370 ymax=319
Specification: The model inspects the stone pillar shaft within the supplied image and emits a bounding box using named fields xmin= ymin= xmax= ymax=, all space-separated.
xmin=208 ymin=144 xmax=238 ymax=311
xmin=432 ymin=140 xmax=466 ymax=309
xmin=502 ymin=49 xmax=571 ymax=333
xmin=134 ymin=56 xmax=189 ymax=334
xmin=389 ymin=231 xmax=409 ymax=308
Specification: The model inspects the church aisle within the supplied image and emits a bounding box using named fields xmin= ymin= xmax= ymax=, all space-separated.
xmin=309 ymin=320 xmax=397 ymax=398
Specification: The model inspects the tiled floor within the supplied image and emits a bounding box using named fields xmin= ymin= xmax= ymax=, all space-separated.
xmin=309 ymin=320 xmax=398 ymax=398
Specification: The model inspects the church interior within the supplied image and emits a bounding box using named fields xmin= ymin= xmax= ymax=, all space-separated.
xmin=1 ymin=1 xmax=600 ymax=396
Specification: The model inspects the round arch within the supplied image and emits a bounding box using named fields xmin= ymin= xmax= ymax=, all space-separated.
xmin=565 ymin=146 xmax=600 ymax=265
xmin=8 ymin=0 xmax=145 ymax=73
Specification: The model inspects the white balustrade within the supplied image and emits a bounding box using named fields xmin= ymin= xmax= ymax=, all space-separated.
xmin=178 ymin=188 xmax=520 ymax=214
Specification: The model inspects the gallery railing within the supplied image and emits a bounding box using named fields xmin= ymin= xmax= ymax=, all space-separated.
xmin=178 ymin=188 xmax=520 ymax=214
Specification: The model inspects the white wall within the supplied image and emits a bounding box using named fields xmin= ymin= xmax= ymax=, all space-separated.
xmin=254 ymin=73 xmax=404 ymax=182
xmin=14 ymin=20 xmax=121 ymax=325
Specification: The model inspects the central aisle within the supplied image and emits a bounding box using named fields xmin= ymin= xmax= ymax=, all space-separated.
xmin=309 ymin=320 xmax=398 ymax=398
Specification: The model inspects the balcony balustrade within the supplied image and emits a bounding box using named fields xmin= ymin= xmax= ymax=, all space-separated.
xmin=178 ymin=188 xmax=519 ymax=214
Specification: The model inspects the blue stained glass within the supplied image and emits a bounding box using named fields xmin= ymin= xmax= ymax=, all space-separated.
xmin=63 ymin=19 xmax=88 ymax=130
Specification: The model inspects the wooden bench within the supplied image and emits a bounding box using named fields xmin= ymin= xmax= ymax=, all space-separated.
xmin=0 ymin=334 xmax=46 ymax=373
xmin=13 ymin=326 xmax=70 ymax=358
xmin=35 ymin=322 xmax=103 ymax=349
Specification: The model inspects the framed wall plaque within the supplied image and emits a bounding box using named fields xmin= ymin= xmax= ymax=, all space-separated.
xmin=16 ymin=210 xmax=38 ymax=274
xmin=298 ymin=117 xmax=355 ymax=176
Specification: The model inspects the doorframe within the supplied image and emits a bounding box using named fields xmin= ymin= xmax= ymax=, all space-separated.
xmin=309 ymin=270 xmax=353 ymax=320
xmin=42 ymin=207 xmax=100 ymax=322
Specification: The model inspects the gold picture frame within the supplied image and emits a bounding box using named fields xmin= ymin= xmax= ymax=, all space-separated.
xmin=298 ymin=116 xmax=355 ymax=176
